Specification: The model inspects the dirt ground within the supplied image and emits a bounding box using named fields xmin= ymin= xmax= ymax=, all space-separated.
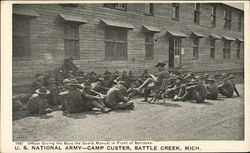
xmin=13 ymin=84 xmax=244 ymax=141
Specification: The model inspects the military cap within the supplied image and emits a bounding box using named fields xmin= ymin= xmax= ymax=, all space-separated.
xmin=155 ymin=61 xmax=166 ymax=67
xmin=35 ymin=86 xmax=50 ymax=95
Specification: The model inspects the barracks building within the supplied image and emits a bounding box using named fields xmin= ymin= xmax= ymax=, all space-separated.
xmin=13 ymin=3 xmax=244 ymax=88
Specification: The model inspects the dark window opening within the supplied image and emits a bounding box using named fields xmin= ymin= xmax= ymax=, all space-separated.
xmin=105 ymin=27 xmax=128 ymax=60
xmin=193 ymin=38 xmax=199 ymax=59
xmin=64 ymin=23 xmax=80 ymax=59
xmin=223 ymin=40 xmax=231 ymax=59
xmin=224 ymin=7 xmax=232 ymax=29
xmin=172 ymin=3 xmax=179 ymax=20
xmin=145 ymin=33 xmax=154 ymax=60
xmin=238 ymin=13 xmax=242 ymax=32
xmin=194 ymin=3 xmax=200 ymax=24
xmin=13 ymin=15 xmax=31 ymax=58
xmin=104 ymin=3 xmax=127 ymax=10
xmin=145 ymin=3 xmax=154 ymax=15
xmin=210 ymin=39 xmax=215 ymax=58
xmin=174 ymin=38 xmax=181 ymax=55
xmin=237 ymin=42 xmax=241 ymax=59
xmin=211 ymin=4 xmax=216 ymax=26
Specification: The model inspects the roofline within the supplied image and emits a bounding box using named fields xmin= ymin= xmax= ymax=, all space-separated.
xmin=222 ymin=3 xmax=244 ymax=11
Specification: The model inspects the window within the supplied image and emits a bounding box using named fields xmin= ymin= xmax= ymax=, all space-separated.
xmin=237 ymin=42 xmax=241 ymax=59
xmin=194 ymin=3 xmax=200 ymax=24
xmin=64 ymin=23 xmax=80 ymax=59
xmin=145 ymin=33 xmax=154 ymax=60
xmin=172 ymin=3 xmax=179 ymax=20
xmin=174 ymin=39 xmax=181 ymax=55
xmin=211 ymin=4 xmax=216 ymax=26
xmin=145 ymin=3 xmax=154 ymax=15
xmin=104 ymin=3 xmax=127 ymax=10
xmin=224 ymin=7 xmax=232 ymax=29
xmin=223 ymin=40 xmax=231 ymax=59
xmin=238 ymin=13 xmax=242 ymax=32
xmin=105 ymin=27 xmax=128 ymax=60
xmin=13 ymin=15 xmax=31 ymax=57
xmin=193 ymin=38 xmax=199 ymax=59
xmin=210 ymin=40 xmax=215 ymax=58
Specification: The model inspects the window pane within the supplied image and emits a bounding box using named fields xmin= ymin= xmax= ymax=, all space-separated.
xmin=105 ymin=28 xmax=116 ymax=41
xmin=13 ymin=37 xmax=30 ymax=57
xmin=210 ymin=48 xmax=215 ymax=58
xmin=117 ymin=29 xmax=127 ymax=42
xmin=105 ymin=28 xmax=128 ymax=60
xmin=13 ymin=15 xmax=30 ymax=57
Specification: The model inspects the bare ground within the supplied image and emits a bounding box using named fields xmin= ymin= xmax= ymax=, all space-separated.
xmin=13 ymin=84 xmax=244 ymax=141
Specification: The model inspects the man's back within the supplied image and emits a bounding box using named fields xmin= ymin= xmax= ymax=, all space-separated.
xmin=156 ymin=70 xmax=169 ymax=86
xmin=221 ymin=79 xmax=234 ymax=97
xmin=106 ymin=87 xmax=124 ymax=107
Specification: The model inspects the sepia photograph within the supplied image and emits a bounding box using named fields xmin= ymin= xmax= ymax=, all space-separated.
xmin=1 ymin=1 xmax=249 ymax=152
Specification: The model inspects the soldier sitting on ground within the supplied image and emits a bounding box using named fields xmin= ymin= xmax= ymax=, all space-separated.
xmin=63 ymin=79 xmax=110 ymax=114
xmin=103 ymin=70 xmax=113 ymax=88
xmin=30 ymin=73 xmax=44 ymax=94
xmin=205 ymin=75 xmax=219 ymax=100
xmin=165 ymin=76 xmax=183 ymax=99
xmin=27 ymin=86 xmax=52 ymax=115
xmin=105 ymin=81 xmax=134 ymax=110
xmin=173 ymin=73 xmax=193 ymax=101
xmin=82 ymin=80 xmax=111 ymax=113
xmin=174 ymin=76 xmax=207 ymax=103
xmin=91 ymin=77 xmax=109 ymax=94
xmin=228 ymin=74 xmax=240 ymax=97
xmin=61 ymin=57 xmax=78 ymax=78
xmin=218 ymin=73 xmax=239 ymax=98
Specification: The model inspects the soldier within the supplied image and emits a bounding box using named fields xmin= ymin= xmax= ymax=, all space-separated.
xmin=82 ymin=80 xmax=111 ymax=113
xmin=195 ymin=76 xmax=208 ymax=103
xmin=30 ymin=73 xmax=44 ymax=94
xmin=218 ymin=73 xmax=235 ymax=98
xmin=175 ymin=76 xmax=207 ymax=103
xmin=173 ymin=73 xmax=193 ymax=101
xmin=205 ymin=75 xmax=219 ymax=100
xmin=63 ymin=79 xmax=110 ymax=113
xmin=165 ymin=76 xmax=183 ymax=99
xmin=228 ymin=74 xmax=240 ymax=97
xmin=91 ymin=77 xmax=109 ymax=94
xmin=61 ymin=57 xmax=78 ymax=78
xmin=46 ymin=75 xmax=60 ymax=106
xmin=134 ymin=61 xmax=170 ymax=102
xmin=103 ymin=70 xmax=113 ymax=87
xmin=105 ymin=81 xmax=134 ymax=110
xmin=27 ymin=86 xmax=52 ymax=115
xmin=115 ymin=71 xmax=130 ymax=88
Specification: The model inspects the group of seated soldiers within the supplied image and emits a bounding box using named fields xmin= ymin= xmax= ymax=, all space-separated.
xmin=22 ymin=58 xmax=240 ymax=115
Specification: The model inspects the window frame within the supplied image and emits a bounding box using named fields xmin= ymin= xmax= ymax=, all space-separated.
xmin=211 ymin=4 xmax=216 ymax=27
xmin=104 ymin=27 xmax=128 ymax=60
xmin=236 ymin=41 xmax=241 ymax=59
xmin=172 ymin=3 xmax=180 ymax=20
xmin=174 ymin=38 xmax=181 ymax=56
xmin=13 ymin=15 xmax=31 ymax=58
xmin=104 ymin=3 xmax=127 ymax=11
xmin=238 ymin=12 xmax=242 ymax=32
xmin=194 ymin=3 xmax=200 ymax=24
xmin=210 ymin=39 xmax=215 ymax=58
xmin=193 ymin=38 xmax=199 ymax=59
xmin=144 ymin=3 xmax=154 ymax=16
xmin=224 ymin=7 xmax=232 ymax=30
xmin=64 ymin=22 xmax=80 ymax=59
xmin=223 ymin=40 xmax=231 ymax=59
xmin=145 ymin=32 xmax=154 ymax=60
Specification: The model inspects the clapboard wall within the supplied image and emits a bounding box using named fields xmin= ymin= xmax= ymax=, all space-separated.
xmin=13 ymin=3 xmax=244 ymax=87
